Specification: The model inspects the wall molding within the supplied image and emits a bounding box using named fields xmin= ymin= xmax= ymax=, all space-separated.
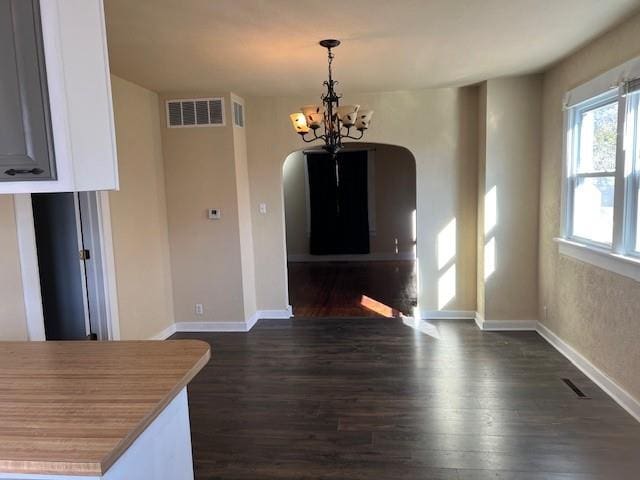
xmin=13 ymin=195 xmax=47 ymax=341
xmin=555 ymin=237 xmax=640 ymax=283
xmin=175 ymin=321 xmax=252 ymax=333
xmin=475 ymin=314 xmax=538 ymax=331
xmin=151 ymin=307 xmax=294 ymax=339
xmin=149 ymin=323 xmax=177 ymax=341
xmin=258 ymin=306 xmax=294 ymax=319
xmin=537 ymin=322 xmax=640 ymax=423
xmin=288 ymin=252 xmax=415 ymax=263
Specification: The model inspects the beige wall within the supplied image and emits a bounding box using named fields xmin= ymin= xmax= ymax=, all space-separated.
xmin=160 ymin=93 xmax=252 ymax=323
xmin=283 ymin=144 xmax=417 ymax=258
xmin=283 ymin=150 xmax=307 ymax=256
xmin=110 ymin=76 xmax=175 ymax=339
xmin=540 ymin=12 xmax=640 ymax=400
xmin=476 ymin=83 xmax=487 ymax=319
xmin=480 ymin=76 xmax=542 ymax=321
xmin=0 ymin=196 xmax=28 ymax=340
xmin=247 ymin=88 xmax=478 ymax=314
xmin=231 ymin=94 xmax=257 ymax=318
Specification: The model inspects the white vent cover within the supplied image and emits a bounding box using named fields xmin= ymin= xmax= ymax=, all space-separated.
xmin=233 ymin=101 xmax=244 ymax=127
xmin=166 ymin=98 xmax=225 ymax=128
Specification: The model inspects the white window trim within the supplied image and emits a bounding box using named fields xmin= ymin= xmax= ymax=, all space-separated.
xmin=555 ymin=237 xmax=640 ymax=283
xmin=559 ymin=54 xmax=640 ymax=280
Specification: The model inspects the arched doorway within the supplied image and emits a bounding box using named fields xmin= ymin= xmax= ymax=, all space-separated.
xmin=282 ymin=143 xmax=417 ymax=318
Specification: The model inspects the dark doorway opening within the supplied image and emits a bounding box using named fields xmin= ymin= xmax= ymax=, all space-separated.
xmin=31 ymin=192 xmax=108 ymax=340
xmin=307 ymin=150 xmax=370 ymax=255
xmin=283 ymin=144 xmax=417 ymax=318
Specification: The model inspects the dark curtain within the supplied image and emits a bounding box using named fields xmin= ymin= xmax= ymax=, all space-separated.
xmin=307 ymin=151 xmax=370 ymax=255
xmin=307 ymin=153 xmax=339 ymax=254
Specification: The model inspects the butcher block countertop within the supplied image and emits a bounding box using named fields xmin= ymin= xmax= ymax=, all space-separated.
xmin=0 ymin=340 xmax=210 ymax=476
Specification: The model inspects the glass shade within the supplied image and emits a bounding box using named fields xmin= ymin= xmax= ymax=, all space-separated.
xmin=307 ymin=113 xmax=324 ymax=129
xmin=355 ymin=110 xmax=374 ymax=130
xmin=337 ymin=104 xmax=360 ymax=126
xmin=289 ymin=113 xmax=309 ymax=134
xmin=301 ymin=105 xmax=324 ymax=118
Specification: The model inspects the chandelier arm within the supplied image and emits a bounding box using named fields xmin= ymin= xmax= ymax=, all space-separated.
xmin=312 ymin=129 xmax=327 ymax=141
xmin=300 ymin=134 xmax=319 ymax=144
xmin=342 ymin=130 xmax=365 ymax=141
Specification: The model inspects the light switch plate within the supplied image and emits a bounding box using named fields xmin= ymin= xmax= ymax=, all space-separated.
xmin=259 ymin=203 xmax=267 ymax=214
xmin=208 ymin=208 xmax=221 ymax=219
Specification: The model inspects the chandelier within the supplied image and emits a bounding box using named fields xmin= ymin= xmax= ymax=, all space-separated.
xmin=289 ymin=39 xmax=374 ymax=156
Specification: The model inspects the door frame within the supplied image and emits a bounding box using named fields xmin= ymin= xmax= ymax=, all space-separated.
xmin=14 ymin=192 xmax=121 ymax=340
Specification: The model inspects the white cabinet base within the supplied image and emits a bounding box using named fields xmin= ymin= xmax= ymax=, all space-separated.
xmin=0 ymin=388 xmax=194 ymax=480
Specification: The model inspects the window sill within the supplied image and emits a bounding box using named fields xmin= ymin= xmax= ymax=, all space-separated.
xmin=554 ymin=237 xmax=640 ymax=282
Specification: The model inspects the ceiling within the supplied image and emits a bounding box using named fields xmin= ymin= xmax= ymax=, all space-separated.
xmin=104 ymin=0 xmax=640 ymax=96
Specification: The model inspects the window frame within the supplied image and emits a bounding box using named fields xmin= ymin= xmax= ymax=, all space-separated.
xmin=559 ymin=55 xmax=640 ymax=281
xmin=564 ymin=90 xmax=621 ymax=249
xmin=624 ymin=91 xmax=640 ymax=256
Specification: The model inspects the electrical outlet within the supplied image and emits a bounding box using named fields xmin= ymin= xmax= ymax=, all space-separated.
xmin=259 ymin=203 xmax=267 ymax=214
xmin=195 ymin=303 xmax=204 ymax=315
xmin=208 ymin=208 xmax=221 ymax=220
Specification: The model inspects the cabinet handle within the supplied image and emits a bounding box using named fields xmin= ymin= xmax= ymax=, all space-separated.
xmin=4 ymin=168 xmax=44 ymax=176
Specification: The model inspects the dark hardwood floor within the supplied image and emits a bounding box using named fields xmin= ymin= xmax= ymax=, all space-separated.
xmin=175 ymin=318 xmax=640 ymax=479
xmin=287 ymin=261 xmax=417 ymax=317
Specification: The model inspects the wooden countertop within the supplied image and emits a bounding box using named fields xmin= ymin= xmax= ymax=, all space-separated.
xmin=0 ymin=340 xmax=210 ymax=476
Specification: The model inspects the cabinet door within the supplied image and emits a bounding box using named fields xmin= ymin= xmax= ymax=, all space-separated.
xmin=0 ymin=0 xmax=55 ymax=181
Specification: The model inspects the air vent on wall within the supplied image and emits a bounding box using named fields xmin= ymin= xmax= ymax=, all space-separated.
xmin=166 ymin=98 xmax=225 ymax=128
xmin=233 ymin=101 xmax=244 ymax=127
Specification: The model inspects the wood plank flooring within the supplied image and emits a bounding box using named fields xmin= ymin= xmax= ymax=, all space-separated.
xmin=287 ymin=261 xmax=417 ymax=317
xmin=175 ymin=318 xmax=640 ymax=479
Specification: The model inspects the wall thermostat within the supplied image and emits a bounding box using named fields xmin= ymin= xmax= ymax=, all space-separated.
xmin=208 ymin=208 xmax=221 ymax=219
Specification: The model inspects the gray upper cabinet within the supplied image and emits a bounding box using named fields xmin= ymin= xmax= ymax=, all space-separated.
xmin=0 ymin=0 xmax=55 ymax=182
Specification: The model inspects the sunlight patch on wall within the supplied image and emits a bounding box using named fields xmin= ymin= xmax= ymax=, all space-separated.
xmin=437 ymin=218 xmax=456 ymax=270
xmin=438 ymin=264 xmax=456 ymax=309
xmin=484 ymin=186 xmax=497 ymax=235
xmin=484 ymin=237 xmax=496 ymax=280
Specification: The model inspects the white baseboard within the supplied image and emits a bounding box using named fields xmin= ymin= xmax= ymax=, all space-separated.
xmin=475 ymin=314 xmax=538 ymax=331
xmin=288 ymin=252 xmax=415 ymax=262
xmin=245 ymin=312 xmax=260 ymax=331
xmin=537 ymin=322 xmax=640 ymax=423
xmin=149 ymin=323 xmax=177 ymax=340
xmin=258 ymin=306 xmax=293 ymax=319
xmin=152 ymin=307 xmax=294 ymax=337
xmin=175 ymin=321 xmax=252 ymax=333
xmin=421 ymin=310 xmax=476 ymax=320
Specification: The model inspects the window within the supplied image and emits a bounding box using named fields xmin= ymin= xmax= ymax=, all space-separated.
xmin=629 ymin=87 xmax=640 ymax=253
xmin=562 ymin=65 xmax=640 ymax=276
xmin=569 ymin=96 xmax=618 ymax=245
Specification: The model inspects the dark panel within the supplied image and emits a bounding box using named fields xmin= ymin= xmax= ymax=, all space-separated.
xmin=0 ymin=0 xmax=55 ymax=181
xmin=307 ymin=151 xmax=370 ymax=255
xmin=32 ymin=193 xmax=87 ymax=340
xmin=337 ymin=150 xmax=370 ymax=254
xmin=307 ymin=153 xmax=340 ymax=254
